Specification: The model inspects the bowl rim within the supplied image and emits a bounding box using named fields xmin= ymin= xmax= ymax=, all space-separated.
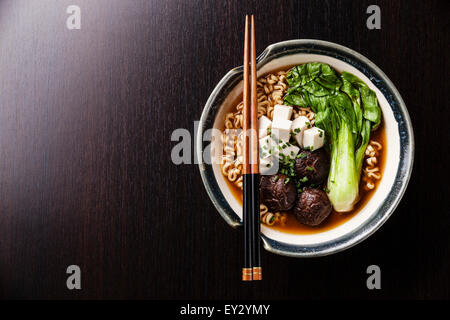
xmin=197 ymin=39 xmax=414 ymax=257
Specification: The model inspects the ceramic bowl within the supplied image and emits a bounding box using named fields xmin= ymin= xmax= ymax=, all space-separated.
xmin=197 ymin=39 xmax=414 ymax=257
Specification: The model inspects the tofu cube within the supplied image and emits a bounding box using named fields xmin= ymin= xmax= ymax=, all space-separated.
xmin=277 ymin=142 xmax=300 ymax=161
xmin=290 ymin=116 xmax=311 ymax=147
xmin=259 ymin=135 xmax=276 ymax=159
xmin=273 ymin=105 xmax=293 ymax=121
xmin=271 ymin=118 xmax=292 ymax=143
xmin=258 ymin=115 xmax=272 ymax=138
xmin=303 ymin=127 xmax=325 ymax=151
xmin=259 ymin=156 xmax=279 ymax=175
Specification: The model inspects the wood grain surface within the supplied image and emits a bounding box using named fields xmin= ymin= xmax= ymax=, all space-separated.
xmin=0 ymin=0 xmax=449 ymax=299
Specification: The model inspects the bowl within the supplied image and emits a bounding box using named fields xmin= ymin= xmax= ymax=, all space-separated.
xmin=197 ymin=39 xmax=414 ymax=257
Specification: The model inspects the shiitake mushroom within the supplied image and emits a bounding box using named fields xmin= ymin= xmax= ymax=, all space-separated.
xmin=294 ymin=149 xmax=329 ymax=185
xmin=294 ymin=188 xmax=332 ymax=226
xmin=260 ymin=174 xmax=297 ymax=212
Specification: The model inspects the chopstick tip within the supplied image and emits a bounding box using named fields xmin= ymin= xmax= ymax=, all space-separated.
xmin=242 ymin=268 xmax=253 ymax=281
xmin=252 ymin=267 xmax=262 ymax=280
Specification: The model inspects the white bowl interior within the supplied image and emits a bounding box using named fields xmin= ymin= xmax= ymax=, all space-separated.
xmin=212 ymin=54 xmax=400 ymax=247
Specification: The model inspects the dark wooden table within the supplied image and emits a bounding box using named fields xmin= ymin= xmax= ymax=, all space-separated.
xmin=0 ymin=0 xmax=448 ymax=300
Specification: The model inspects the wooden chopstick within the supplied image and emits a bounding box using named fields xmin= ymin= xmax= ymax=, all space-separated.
xmin=241 ymin=15 xmax=252 ymax=282
xmin=250 ymin=15 xmax=259 ymax=176
xmin=250 ymin=15 xmax=262 ymax=281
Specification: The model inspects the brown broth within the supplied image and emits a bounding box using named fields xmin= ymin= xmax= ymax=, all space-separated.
xmin=220 ymin=66 xmax=387 ymax=234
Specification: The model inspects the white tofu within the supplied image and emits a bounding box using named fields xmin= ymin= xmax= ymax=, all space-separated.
xmin=259 ymin=135 xmax=275 ymax=159
xmin=303 ymin=127 xmax=325 ymax=151
xmin=273 ymin=105 xmax=293 ymax=121
xmin=290 ymin=116 xmax=311 ymax=147
xmin=258 ymin=115 xmax=272 ymax=138
xmin=259 ymin=156 xmax=279 ymax=175
xmin=271 ymin=118 xmax=292 ymax=143
xmin=276 ymin=142 xmax=300 ymax=161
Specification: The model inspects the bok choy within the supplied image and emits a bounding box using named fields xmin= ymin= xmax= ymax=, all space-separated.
xmin=284 ymin=63 xmax=381 ymax=212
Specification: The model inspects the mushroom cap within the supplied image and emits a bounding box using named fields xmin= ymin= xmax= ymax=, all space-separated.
xmin=260 ymin=174 xmax=297 ymax=212
xmin=294 ymin=148 xmax=329 ymax=185
xmin=294 ymin=188 xmax=332 ymax=226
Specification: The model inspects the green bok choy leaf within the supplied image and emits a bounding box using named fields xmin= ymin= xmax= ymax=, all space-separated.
xmin=284 ymin=63 xmax=381 ymax=212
